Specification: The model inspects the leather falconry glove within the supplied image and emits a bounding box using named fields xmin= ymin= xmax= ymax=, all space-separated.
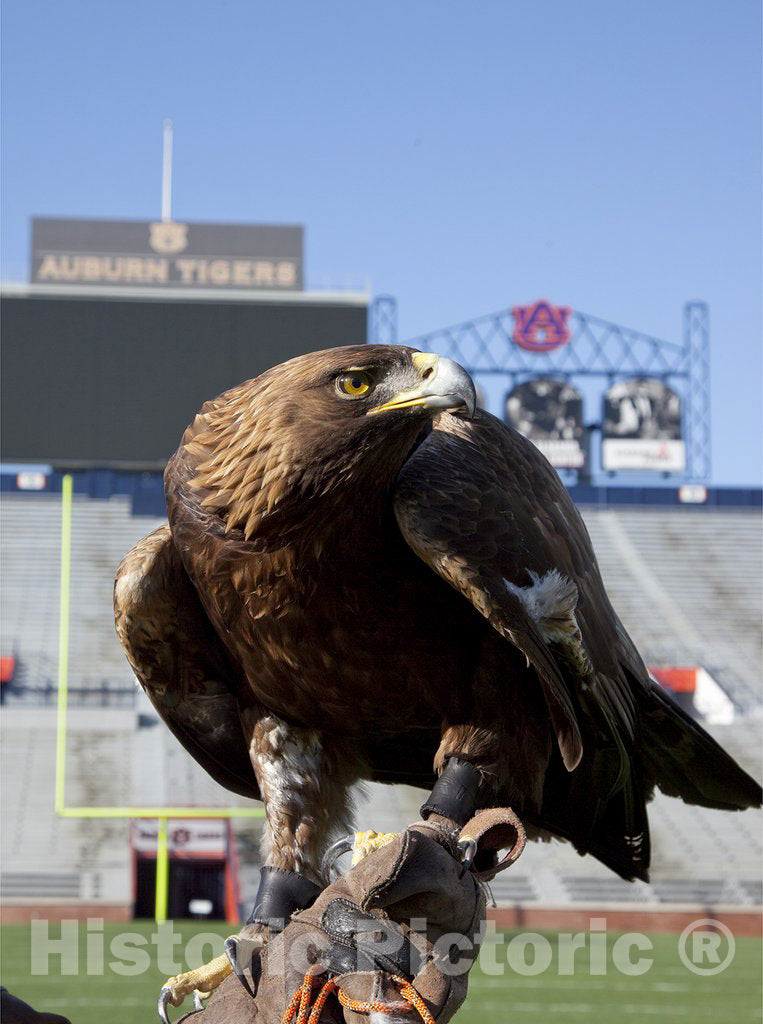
xmin=198 ymin=807 xmax=525 ymax=1024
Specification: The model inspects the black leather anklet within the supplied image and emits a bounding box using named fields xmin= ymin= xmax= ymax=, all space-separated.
xmin=419 ymin=756 xmax=480 ymax=826
xmin=246 ymin=865 xmax=322 ymax=931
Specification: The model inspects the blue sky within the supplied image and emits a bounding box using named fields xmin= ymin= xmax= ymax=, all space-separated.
xmin=2 ymin=1 xmax=760 ymax=484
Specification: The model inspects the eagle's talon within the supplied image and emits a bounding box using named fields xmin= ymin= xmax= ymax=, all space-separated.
xmin=158 ymin=986 xmax=173 ymax=1024
xmin=157 ymin=984 xmax=206 ymax=1024
xmin=157 ymin=953 xmax=231 ymax=1022
xmin=321 ymin=835 xmax=353 ymax=881
xmin=224 ymin=936 xmax=257 ymax=999
xmin=322 ymin=831 xmax=400 ymax=881
xmin=457 ymin=836 xmax=478 ymax=877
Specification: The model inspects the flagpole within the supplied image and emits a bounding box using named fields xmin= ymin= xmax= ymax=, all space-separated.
xmin=161 ymin=119 xmax=173 ymax=222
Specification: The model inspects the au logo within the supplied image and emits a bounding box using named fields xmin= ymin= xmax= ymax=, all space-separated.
xmin=149 ymin=221 xmax=189 ymax=255
xmin=512 ymin=299 xmax=572 ymax=353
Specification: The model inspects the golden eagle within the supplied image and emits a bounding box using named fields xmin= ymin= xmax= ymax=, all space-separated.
xmin=115 ymin=345 xmax=761 ymax=889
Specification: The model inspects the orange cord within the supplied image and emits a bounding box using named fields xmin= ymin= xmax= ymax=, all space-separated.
xmin=281 ymin=969 xmax=337 ymax=1024
xmin=282 ymin=970 xmax=436 ymax=1024
xmin=337 ymin=974 xmax=436 ymax=1023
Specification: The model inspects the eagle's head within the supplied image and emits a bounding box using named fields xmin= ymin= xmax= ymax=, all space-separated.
xmin=175 ymin=345 xmax=475 ymax=543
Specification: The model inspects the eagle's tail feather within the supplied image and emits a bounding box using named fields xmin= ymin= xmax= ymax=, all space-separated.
xmin=638 ymin=681 xmax=762 ymax=811
xmin=532 ymin=737 xmax=653 ymax=883
xmin=580 ymin=780 xmax=652 ymax=883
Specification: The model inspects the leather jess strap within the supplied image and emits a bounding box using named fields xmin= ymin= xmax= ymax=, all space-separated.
xmin=458 ymin=807 xmax=526 ymax=882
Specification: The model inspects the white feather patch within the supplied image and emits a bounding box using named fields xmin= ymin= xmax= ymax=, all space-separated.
xmin=504 ymin=569 xmax=577 ymax=638
xmin=504 ymin=569 xmax=591 ymax=674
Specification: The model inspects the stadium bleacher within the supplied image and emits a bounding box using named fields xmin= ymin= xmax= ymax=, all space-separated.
xmin=582 ymin=506 xmax=762 ymax=711
xmin=0 ymin=483 xmax=760 ymax=914
xmin=0 ymin=493 xmax=165 ymax=697
xmin=1 ymin=707 xmax=133 ymax=906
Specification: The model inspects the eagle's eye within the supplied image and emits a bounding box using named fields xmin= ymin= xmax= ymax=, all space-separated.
xmin=336 ymin=371 xmax=372 ymax=398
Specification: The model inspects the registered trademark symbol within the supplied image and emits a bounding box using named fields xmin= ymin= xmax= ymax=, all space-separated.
xmin=678 ymin=918 xmax=736 ymax=976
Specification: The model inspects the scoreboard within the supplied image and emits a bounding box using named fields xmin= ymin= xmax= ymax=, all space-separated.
xmin=1 ymin=285 xmax=368 ymax=466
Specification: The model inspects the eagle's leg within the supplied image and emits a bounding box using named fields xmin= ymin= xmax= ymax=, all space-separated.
xmin=246 ymin=711 xmax=357 ymax=883
xmin=434 ymin=713 xmax=550 ymax=804
xmin=221 ymin=710 xmax=358 ymax=995
xmin=428 ymin=711 xmax=546 ymax=881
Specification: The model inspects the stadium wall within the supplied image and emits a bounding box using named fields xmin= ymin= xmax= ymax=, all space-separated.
xmin=1 ymin=468 xmax=759 ymax=517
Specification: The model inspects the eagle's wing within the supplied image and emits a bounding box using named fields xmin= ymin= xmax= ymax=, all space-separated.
xmin=393 ymin=411 xmax=654 ymax=877
xmin=394 ymin=410 xmax=647 ymax=772
xmin=114 ymin=525 xmax=259 ymax=800
xmin=394 ymin=410 xmax=761 ymax=880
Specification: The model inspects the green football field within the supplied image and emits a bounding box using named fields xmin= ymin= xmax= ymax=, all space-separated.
xmin=1 ymin=921 xmax=761 ymax=1023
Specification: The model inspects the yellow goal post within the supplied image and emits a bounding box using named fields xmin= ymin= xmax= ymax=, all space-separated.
xmin=54 ymin=473 xmax=265 ymax=922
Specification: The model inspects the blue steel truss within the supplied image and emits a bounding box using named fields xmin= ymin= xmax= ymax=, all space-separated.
xmin=684 ymin=302 xmax=711 ymax=482
xmin=369 ymin=294 xmax=398 ymax=346
xmin=369 ymin=297 xmax=711 ymax=483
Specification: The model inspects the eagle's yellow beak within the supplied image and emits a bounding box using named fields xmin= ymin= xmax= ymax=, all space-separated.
xmin=369 ymin=353 xmax=477 ymax=418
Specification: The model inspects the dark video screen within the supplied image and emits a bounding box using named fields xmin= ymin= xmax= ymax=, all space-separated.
xmin=1 ymin=293 xmax=368 ymax=465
